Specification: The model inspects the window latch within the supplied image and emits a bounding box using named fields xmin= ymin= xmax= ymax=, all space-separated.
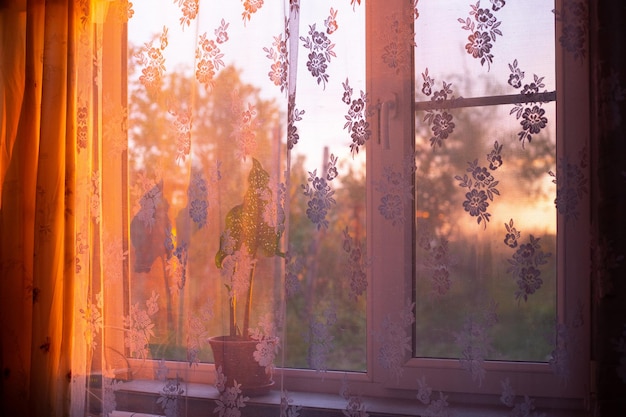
xmin=377 ymin=93 xmax=397 ymax=150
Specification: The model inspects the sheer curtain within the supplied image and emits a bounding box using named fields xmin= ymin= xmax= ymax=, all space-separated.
xmin=81 ymin=1 xmax=367 ymax=415
xmin=2 ymin=0 xmax=626 ymax=416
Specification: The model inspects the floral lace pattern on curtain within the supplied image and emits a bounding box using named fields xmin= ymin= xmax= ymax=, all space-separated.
xmin=76 ymin=0 xmax=369 ymax=415
xmin=408 ymin=0 xmax=587 ymax=412
xmin=64 ymin=0 xmax=594 ymax=416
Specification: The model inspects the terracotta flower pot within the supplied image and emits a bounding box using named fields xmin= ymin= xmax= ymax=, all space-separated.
xmin=208 ymin=335 xmax=276 ymax=396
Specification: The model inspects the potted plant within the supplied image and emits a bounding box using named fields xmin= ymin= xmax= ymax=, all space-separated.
xmin=208 ymin=158 xmax=283 ymax=395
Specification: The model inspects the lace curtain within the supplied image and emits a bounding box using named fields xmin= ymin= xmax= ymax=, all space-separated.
xmin=2 ymin=0 xmax=626 ymax=416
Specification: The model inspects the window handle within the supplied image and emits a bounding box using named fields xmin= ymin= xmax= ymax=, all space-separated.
xmin=378 ymin=94 xmax=397 ymax=149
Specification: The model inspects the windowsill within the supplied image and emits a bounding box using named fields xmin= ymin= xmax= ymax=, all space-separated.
xmin=108 ymin=379 xmax=590 ymax=417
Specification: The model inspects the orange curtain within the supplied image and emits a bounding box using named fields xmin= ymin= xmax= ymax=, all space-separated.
xmin=0 ymin=1 xmax=79 ymax=415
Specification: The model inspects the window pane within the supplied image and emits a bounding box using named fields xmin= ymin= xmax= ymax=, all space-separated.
xmin=414 ymin=103 xmax=556 ymax=362
xmin=414 ymin=0 xmax=555 ymax=99
xmin=126 ymin=0 xmax=289 ymax=364
xmin=126 ymin=0 xmax=367 ymax=372
xmin=413 ymin=0 xmax=557 ymax=363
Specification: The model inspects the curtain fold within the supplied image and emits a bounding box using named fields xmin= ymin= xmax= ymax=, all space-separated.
xmin=0 ymin=4 xmax=26 ymax=202
xmin=1 ymin=1 xmax=76 ymax=416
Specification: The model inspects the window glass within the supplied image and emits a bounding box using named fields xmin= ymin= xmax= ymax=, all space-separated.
xmin=126 ymin=0 xmax=367 ymax=372
xmin=413 ymin=0 xmax=557 ymax=363
xmin=414 ymin=0 xmax=556 ymax=96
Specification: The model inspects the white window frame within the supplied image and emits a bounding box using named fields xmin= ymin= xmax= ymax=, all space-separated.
xmin=103 ymin=0 xmax=590 ymax=409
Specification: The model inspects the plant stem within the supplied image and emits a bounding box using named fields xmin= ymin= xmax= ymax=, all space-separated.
xmin=230 ymin=295 xmax=236 ymax=337
xmin=242 ymin=262 xmax=256 ymax=339
xmin=162 ymin=255 xmax=174 ymax=337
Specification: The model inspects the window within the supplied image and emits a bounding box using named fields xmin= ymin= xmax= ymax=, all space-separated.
xmin=365 ymin=0 xmax=590 ymax=407
xmin=98 ymin=0 xmax=589 ymax=413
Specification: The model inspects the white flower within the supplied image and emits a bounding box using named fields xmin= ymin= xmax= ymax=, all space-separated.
xmin=416 ymin=376 xmax=432 ymax=405
xmin=253 ymin=339 xmax=276 ymax=368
